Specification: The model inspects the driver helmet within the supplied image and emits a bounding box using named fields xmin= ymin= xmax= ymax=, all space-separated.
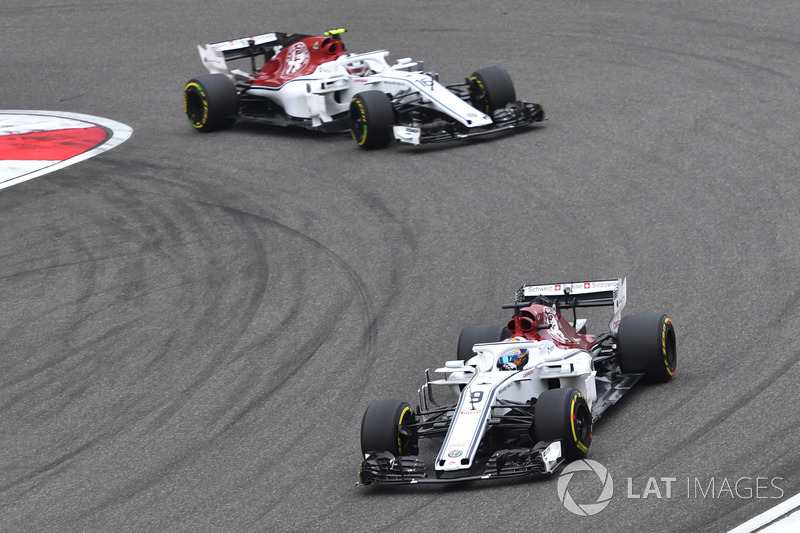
xmin=498 ymin=336 xmax=529 ymax=370
xmin=346 ymin=60 xmax=367 ymax=76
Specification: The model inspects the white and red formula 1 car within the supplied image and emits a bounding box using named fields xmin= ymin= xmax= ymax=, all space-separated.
xmin=358 ymin=278 xmax=677 ymax=485
xmin=183 ymin=29 xmax=545 ymax=149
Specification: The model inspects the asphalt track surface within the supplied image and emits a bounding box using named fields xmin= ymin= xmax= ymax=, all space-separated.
xmin=2 ymin=1 xmax=800 ymax=532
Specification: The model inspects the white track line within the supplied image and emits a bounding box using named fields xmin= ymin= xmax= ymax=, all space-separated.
xmin=728 ymin=493 xmax=800 ymax=533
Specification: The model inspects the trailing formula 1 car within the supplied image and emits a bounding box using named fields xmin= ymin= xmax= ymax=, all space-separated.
xmin=183 ymin=29 xmax=545 ymax=149
xmin=358 ymin=278 xmax=677 ymax=485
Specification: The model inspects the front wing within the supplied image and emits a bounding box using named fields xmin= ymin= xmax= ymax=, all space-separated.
xmin=394 ymin=101 xmax=545 ymax=145
xmin=358 ymin=441 xmax=562 ymax=485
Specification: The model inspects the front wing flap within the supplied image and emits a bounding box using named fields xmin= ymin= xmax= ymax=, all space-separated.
xmin=358 ymin=441 xmax=563 ymax=485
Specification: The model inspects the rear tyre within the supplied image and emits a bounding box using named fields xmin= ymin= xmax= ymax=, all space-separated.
xmin=183 ymin=74 xmax=238 ymax=132
xmin=349 ymin=90 xmax=395 ymax=149
xmin=533 ymin=388 xmax=592 ymax=461
xmin=360 ymin=400 xmax=417 ymax=456
xmin=469 ymin=66 xmax=517 ymax=114
xmin=456 ymin=325 xmax=508 ymax=362
xmin=617 ymin=313 xmax=677 ymax=383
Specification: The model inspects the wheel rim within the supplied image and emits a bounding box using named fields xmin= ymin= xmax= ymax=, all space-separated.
xmin=469 ymin=76 xmax=490 ymax=114
xmin=397 ymin=406 xmax=414 ymax=455
xmin=572 ymin=399 xmax=592 ymax=453
xmin=184 ymin=86 xmax=206 ymax=128
xmin=349 ymin=101 xmax=368 ymax=144
xmin=663 ymin=320 xmax=677 ymax=375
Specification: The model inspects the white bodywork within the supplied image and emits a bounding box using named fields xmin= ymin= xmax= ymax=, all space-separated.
xmin=197 ymin=35 xmax=493 ymax=143
xmin=429 ymin=339 xmax=596 ymax=474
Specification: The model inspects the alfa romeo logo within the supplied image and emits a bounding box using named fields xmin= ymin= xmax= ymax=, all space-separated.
xmin=557 ymin=459 xmax=614 ymax=516
xmin=284 ymin=42 xmax=310 ymax=75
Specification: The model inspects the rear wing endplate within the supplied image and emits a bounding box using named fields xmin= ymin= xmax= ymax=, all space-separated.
xmin=515 ymin=278 xmax=627 ymax=332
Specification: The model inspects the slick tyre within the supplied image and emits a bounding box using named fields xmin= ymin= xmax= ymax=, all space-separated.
xmin=349 ymin=90 xmax=395 ymax=149
xmin=617 ymin=313 xmax=677 ymax=383
xmin=534 ymin=388 xmax=592 ymax=461
xmin=360 ymin=400 xmax=418 ymax=456
xmin=456 ymin=325 xmax=509 ymax=362
xmin=469 ymin=66 xmax=517 ymax=114
xmin=183 ymin=74 xmax=238 ymax=132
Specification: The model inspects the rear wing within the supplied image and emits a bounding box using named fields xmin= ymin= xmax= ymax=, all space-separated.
xmin=197 ymin=31 xmax=310 ymax=76
xmin=515 ymin=278 xmax=627 ymax=332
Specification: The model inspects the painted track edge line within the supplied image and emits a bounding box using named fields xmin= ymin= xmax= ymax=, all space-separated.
xmin=727 ymin=492 xmax=800 ymax=533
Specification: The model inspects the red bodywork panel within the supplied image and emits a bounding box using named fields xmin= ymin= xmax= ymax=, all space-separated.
xmin=505 ymin=303 xmax=596 ymax=351
xmin=253 ymin=36 xmax=345 ymax=88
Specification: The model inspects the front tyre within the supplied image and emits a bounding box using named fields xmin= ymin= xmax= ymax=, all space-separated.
xmin=349 ymin=91 xmax=395 ymax=150
xmin=617 ymin=313 xmax=677 ymax=383
xmin=469 ymin=66 xmax=517 ymax=114
xmin=183 ymin=74 xmax=238 ymax=132
xmin=360 ymin=400 xmax=418 ymax=456
xmin=533 ymin=388 xmax=592 ymax=461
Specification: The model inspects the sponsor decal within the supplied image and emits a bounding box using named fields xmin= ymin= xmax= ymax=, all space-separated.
xmin=524 ymin=280 xmax=620 ymax=296
xmin=543 ymin=307 xmax=570 ymax=344
xmin=414 ymin=78 xmax=435 ymax=91
xmin=0 ymin=110 xmax=132 ymax=190
xmin=592 ymin=281 xmax=618 ymax=288
xmin=459 ymin=409 xmax=481 ymax=415
xmin=447 ymin=450 xmax=463 ymax=458
xmin=284 ymin=42 xmax=310 ymax=75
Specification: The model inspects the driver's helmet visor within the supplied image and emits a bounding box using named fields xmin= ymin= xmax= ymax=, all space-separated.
xmin=498 ymin=350 xmax=528 ymax=368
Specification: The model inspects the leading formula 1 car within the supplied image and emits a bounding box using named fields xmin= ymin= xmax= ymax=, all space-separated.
xmin=358 ymin=278 xmax=677 ymax=485
xmin=183 ymin=29 xmax=545 ymax=149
